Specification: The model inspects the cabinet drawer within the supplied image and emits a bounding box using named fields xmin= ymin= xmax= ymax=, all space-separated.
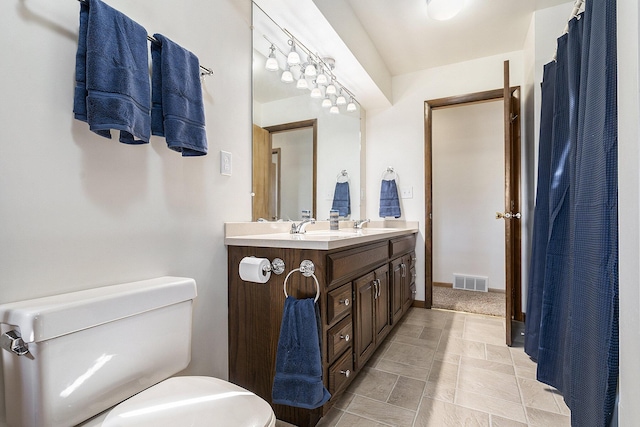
xmin=328 ymin=349 xmax=354 ymax=395
xmin=327 ymin=315 xmax=352 ymax=364
xmin=327 ymin=242 xmax=388 ymax=285
xmin=389 ymin=234 xmax=417 ymax=259
xmin=327 ymin=282 xmax=352 ymax=324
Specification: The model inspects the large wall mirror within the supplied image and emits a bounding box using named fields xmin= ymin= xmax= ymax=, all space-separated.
xmin=252 ymin=3 xmax=362 ymax=221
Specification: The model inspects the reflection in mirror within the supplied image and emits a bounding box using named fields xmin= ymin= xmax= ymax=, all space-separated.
xmin=252 ymin=3 xmax=362 ymax=221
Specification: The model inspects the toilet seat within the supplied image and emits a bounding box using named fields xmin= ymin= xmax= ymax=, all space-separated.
xmin=79 ymin=376 xmax=276 ymax=427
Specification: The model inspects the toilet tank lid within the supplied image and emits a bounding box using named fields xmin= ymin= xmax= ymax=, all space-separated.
xmin=0 ymin=277 xmax=197 ymax=343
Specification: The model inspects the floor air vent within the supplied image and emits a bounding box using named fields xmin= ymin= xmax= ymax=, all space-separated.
xmin=453 ymin=274 xmax=488 ymax=292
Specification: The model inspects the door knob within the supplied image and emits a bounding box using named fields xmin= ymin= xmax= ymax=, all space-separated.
xmin=496 ymin=212 xmax=521 ymax=220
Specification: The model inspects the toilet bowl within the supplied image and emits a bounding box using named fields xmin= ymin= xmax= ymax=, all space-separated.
xmin=0 ymin=277 xmax=275 ymax=427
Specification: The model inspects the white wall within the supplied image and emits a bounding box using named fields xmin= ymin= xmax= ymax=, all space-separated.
xmin=365 ymin=51 xmax=525 ymax=302
xmin=432 ymin=101 xmax=506 ymax=291
xmin=0 ymin=0 xmax=251 ymax=424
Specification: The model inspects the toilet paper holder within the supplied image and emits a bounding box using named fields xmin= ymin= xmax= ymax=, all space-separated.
xmin=268 ymin=258 xmax=286 ymax=275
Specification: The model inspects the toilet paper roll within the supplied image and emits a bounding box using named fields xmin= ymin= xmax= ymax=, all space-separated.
xmin=239 ymin=257 xmax=272 ymax=283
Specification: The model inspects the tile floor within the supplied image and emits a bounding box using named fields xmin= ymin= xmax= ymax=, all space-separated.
xmin=285 ymin=307 xmax=571 ymax=427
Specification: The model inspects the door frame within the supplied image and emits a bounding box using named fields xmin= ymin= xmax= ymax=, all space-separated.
xmin=423 ymin=87 xmax=523 ymax=327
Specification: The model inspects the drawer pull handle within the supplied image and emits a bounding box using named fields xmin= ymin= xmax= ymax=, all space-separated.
xmin=339 ymin=298 xmax=350 ymax=306
xmin=340 ymin=334 xmax=350 ymax=342
xmin=340 ymin=369 xmax=351 ymax=378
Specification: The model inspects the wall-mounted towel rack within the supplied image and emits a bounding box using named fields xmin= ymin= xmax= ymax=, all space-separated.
xmin=76 ymin=0 xmax=214 ymax=77
xmin=283 ymin=260 xmax=320 ymax=302
xmin=336 ymin=169 xmax=350 ymax=183
xmin=382 ymin=166 xmax=398 ymax=180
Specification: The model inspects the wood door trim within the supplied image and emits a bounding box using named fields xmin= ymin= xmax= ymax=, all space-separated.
xmin=424 ymin=86 xmax=522 ymax=324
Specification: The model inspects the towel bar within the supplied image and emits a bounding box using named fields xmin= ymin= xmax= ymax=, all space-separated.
xmin=76 ymin=0 xmax=214 ymax=77
xmin=283 ymin=260 xmax=320 ymax=302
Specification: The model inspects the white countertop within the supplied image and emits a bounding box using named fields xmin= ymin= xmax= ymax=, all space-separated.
xmin=224 ymin=220 xmax=419 ymax=250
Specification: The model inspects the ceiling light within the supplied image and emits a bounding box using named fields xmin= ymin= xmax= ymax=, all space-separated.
xmin=286 ymin=40 xmax=301 ymax=66
xmin=336 ymin=90 xmax=347 ymax=105
xmin=346 ymin=98 xmax=357 ymax=112
xmin=281 ymin=66 xmax=294 ymax=83
xmin=329 ymin=103 xmax=340 ymax=114
xmin=265 ymin=45 xmax=278 ymax=71
xmin=310 ymin=81 xmax=322 ymax=98
xmin=322 ymin=95 xmax=332 ymax=108
xmin=316 ymin=69 xmax=328 ymax=85
xmin=426 ymin=0 xmax=465 ymax=21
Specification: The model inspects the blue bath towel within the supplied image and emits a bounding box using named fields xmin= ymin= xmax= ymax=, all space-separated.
xmin=331 ymin=182 xmax=351 ymax=217
xmin=151 ymin=34 xmax=208 ymax=156
xmin=379 ymin=179 xmax=401 ymax=218
xmin=272 ymin=297 xmax=330 ymax=409
xmin=73 ymin=0 xmax=151 ymax=144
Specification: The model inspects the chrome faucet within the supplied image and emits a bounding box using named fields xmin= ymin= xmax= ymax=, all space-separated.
xmin=290 ymin=218 xmax=316 ymax=234
xmin=354 ymin=219 xmax=371 ymax=229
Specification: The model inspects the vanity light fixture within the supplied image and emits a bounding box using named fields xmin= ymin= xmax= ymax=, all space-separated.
xmin=281 ymin=65 xmax=294 ymax=83
xmin=321 ymin=94 xmax=332 ymax=108
xmin=265 ymin=44 xmax=279 ymax=71
xmin=286 ymin=40 xmax=301 ymax=65
xmin=426 ymin=0 xmax=465 ymax=21
xmin=329 ymin=102 xmax=340 ymax=115
xmin=310 ymin=81 xmax=323 ymax=98
xmin=316 ymin=68 xmax=328 ymax=85
xmin=336 ymin=90 xmax=347 ymax=106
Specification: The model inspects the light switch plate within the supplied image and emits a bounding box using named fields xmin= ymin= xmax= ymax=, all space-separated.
xmin=401 ymin=186 xmax=413 ymax=199
xmin=220 ymin=150 xmax=232 ymax=176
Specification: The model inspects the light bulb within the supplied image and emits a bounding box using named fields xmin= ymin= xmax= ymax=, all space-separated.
xmin=281 ymin=67 xmax=293 ymax=83
xmin=326 ymin=83 xmax=336 ymax=95
xmin=296 ymin=76 xmax=308 ymax=89
xmin=346 ymin=99 xmax=357 ymax=112
xmin=265 ymin=46 xmax=278 ymax=71
xmin=304 ymin=62 xmax=317 ymax=77
xmin=322 ymin=96 xmax=332 ymax=108
xmin=330 ymin=105 xmax=340 ymax=114
xmin=336 ymin=94 xmax=347 ymax=105
xmin=316 ymin=73 xmax=328 ymax=85
xmin=310 ymin=82 xmax=322 ymax=98
xmin=287 ymin=42 xmax=300 ymax=66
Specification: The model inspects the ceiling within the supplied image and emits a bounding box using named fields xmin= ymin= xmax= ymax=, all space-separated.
xmin=338 ymin=0 xmax=572 ymax=76
xmin=254 ymin=0 xmax=574 ymax=109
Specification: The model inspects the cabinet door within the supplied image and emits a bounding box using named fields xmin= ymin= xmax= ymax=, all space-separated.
xmin=374 ymin=264 xmax=391 ymax=344
xmin=354 ymin=271 xmax=375 ymax=370
xmin=390 ymin=257 xmax=403 ymax=323
xmin=402 ymin=253 xmax=416 ymax=312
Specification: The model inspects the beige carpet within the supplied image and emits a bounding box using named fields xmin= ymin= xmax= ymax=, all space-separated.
xmin=432 ymin=286 xmax=505 ymax=317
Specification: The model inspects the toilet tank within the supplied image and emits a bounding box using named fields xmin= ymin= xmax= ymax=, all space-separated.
xmin=0 ymin=276 xmax=197 ymax=427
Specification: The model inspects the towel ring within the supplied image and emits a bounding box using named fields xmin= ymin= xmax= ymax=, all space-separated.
xmin=381 ymin=166 xmax=398 ymax=181
xmin=283 ymin=260 xmax=320 ymax=302
xmin=336 ymin=170 xmax=350 ymax=183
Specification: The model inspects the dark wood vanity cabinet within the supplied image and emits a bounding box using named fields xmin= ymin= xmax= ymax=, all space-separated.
xmin=227 ymin=232 xmax=416 ymax=427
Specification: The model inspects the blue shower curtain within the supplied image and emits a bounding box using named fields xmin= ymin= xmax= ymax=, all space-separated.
xmin=525 ymin=0 xmax=618 ymax=426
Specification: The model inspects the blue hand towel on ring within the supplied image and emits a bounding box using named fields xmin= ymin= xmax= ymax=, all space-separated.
xmin=379 ymin=179 xmax=401 ymax=218
xmin=272 ymin=296 xmax=331 ymax=409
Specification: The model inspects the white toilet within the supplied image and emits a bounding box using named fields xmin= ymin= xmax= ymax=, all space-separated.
xmin=0 ymin=277 xmax=276 ymax=427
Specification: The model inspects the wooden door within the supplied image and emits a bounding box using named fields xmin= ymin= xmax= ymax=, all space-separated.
xmin=355 ymin=271 xmax=375 ymax=370
xmin=502 ymin=60 xmax=522 ymax=346
xmin=252 ymin=124 xmax=270 ymax=221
